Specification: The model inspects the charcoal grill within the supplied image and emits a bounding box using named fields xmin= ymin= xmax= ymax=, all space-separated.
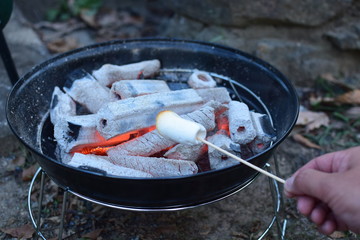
xmin=6 ymin=39 xmax=299 ymax=239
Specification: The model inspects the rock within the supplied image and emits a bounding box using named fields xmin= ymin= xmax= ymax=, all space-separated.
xmin=325 ymin=22 xmax=360 ymax=50
xmin=163 ymin=0 xmax=352 ymax=27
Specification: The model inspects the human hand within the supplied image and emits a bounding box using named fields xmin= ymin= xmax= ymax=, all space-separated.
xmin=284 ymin=146 xmax=360 ymax=235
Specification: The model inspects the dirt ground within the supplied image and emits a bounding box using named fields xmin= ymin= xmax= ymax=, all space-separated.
xmin=1 ymin=1 xmax=360 ymax=240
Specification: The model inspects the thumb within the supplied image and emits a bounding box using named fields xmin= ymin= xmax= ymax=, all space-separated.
xmin=285 ymin=168 xmax=333 ymax=201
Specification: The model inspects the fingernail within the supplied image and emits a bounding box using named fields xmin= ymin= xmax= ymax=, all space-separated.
xmin=284 ymin=175 xmax=295 ymax=197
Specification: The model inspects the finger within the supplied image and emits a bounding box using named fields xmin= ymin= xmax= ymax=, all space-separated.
xmin=310 ymin=203 xmax=330 ymax=225
xmin=284 ymin=168 xmax=333 ymax=201
xmin=297 ymin=196 xmax=316 ymax=216
xmin=318 ymin=213 xmax=337 ymax=235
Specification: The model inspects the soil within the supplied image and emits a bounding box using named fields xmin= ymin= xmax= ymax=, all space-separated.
xmin=1 ymin=2 xmax=360 ymax=240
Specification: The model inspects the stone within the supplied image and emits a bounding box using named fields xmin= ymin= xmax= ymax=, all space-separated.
xmin=325 ymin=22 xmax=360 ymax=50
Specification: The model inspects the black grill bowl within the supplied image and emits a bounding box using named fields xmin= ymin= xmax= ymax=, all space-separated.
xmin=6 ymin=39 xmax=299 ymax=210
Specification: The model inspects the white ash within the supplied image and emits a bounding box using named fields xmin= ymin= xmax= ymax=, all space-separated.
xmin=228 ymin=101 xmax=256 ymax=144
xmin=196 ymin=87 xmax=232 ymax=104
xmin=207 ymin=131 xmax=239 ymax=170
xmin=92 ymin=59 xmax=161 ymax=87
xmin=96 ymin=89 xmax=204 ymax=139
xmin=107 ymin=103 xmax=218 ymax=157
xmin=109 ymin=155 xmax=198 ymax=177
xmin=50 ymin=87 xmax=76 ymax=125
xmin=68 ymin=153 xmax=152 ymax=177
xmin=188 ymin=70 xmax=217 ymax=89
xmin=164 ymin=143 xmax=205 ymax=162
xmin=64 ymin=74 xmax=111 ymax=113
xmin=110 ymin=80 xmax=170 ymax=99
xmin=53 ymin=114 xmax=99 ymax=153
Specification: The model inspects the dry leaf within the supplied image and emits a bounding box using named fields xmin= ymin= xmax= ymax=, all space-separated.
xmin=82 ymin=229 xmax=103 ymax=239
xmin=320 ymin=73 xmax=353 ymax=91
xmin=80 ymin=9 xmax=98 ymax=28
xmin=329 ymin=231 xmax=346 ymax=238
xmin=296 ymin=111 xmax=330 ymax=131
xmin=22 ymin=163 xmax=39 ymax=181
xmin=345 ymin=106 xmax=360 ymax=119
xmin=293 ymin=134 xmax=321 ymax=149
xmin=335 ymin=89 xmax=360 ymax=105
xmin=47 ymin=37 xmax=79 ymax=53
xmin=0 ymin=224 xmax=35 ymax=239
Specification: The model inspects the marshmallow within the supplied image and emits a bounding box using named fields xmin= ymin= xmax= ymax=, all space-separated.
xmin=156 ymin=111 xmax=206 ymax=145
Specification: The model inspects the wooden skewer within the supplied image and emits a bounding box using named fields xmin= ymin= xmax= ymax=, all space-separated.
xmin=198 ymin=138 xmax=286 ymax=184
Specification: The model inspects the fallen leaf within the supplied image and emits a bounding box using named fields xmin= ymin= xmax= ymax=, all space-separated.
xmin=296 ymin=111 xmax=330 ymax=131
xmin=345 ymin=106 xmax=360 ymax=119
xmin=46 ymin=37 xmax=79 ymax=53
xmin=320 ymin=73 xmax=353 ymax=91
xmin=22 ymin=163 xmax=39 ymax=181
xmin=335 ymin=89 xmax=360 ymax=105
xmin=82 ymin=229 xmax=103 ymax=239
xmin=80 ymin=9 xmax=98 ymax=28
xmin=0 ymin=224 xmax=35 ymax=239
xmin=329 ymin=231 xmax=346 ymax=238
xmin=293 ymin=134 xmax=322 ymax=149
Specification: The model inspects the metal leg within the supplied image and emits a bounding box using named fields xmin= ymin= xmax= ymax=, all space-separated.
xmin=58 ymin=190 xmax=68 ymax=240
xmin=0 ymin=30 xmax=19 ymax=85
xmin=36 ymin=170 xmax=46 ymax=235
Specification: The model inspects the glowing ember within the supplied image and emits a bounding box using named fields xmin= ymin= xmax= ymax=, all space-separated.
xmin=71 ymin=125 xmax=156 ymax=155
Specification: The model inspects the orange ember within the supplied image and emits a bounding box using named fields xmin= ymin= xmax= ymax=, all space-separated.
xmin=71 ymin=125 xmax=156 ymax=155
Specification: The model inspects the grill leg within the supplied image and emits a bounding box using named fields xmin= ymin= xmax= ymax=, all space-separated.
xmin=58 ymin=190 xmax=69 ymax=240
xmin=0 ymin=30 xmax=19 ymax=85
xmin=36 ymin=170 xmax=46 ymax=235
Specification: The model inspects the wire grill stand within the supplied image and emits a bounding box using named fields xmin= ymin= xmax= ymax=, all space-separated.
xmin=28 ymin=157 xmax=287 ymax=240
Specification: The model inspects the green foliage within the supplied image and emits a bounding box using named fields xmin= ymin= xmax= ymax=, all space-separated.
xmin=46 ymin=0 xmax=102 ymax=22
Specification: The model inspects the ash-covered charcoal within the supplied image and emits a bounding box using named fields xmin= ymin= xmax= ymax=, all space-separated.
xmin=64 ymin=72 xmax=111 ymax=113
xmin=50 ymin=87 xmax=76 ymax=125
xmin=97 ymin=89 xmax=204 ymax=139
xmin=164 ymin=143 xmax=206 ymax=162
xmin=196 ymin=87 xmax=232 ymax=104
xmin=228 ymin=101 xmax=256 ymax=144
xmin=110 ymin=80 xmax=170 ymax=99
xmin=207 ymin=131 xmax=239 ymax=170
xmin=92 ymin=59 xmax=161 ymax=87
xmin=68 ymin=153 xmax=152 ymax=177
xmin=109 ymin=155 xmax=198 ymax=177
xmin=53 ymin=114 xmax=100 ymax=153
xmin=248 ymin=112 xmax=276 ymax=154
xmin=107 ymin=103 xmax=218 ymax=157
xmin=188 ymin=70 xmax=217 ymax=89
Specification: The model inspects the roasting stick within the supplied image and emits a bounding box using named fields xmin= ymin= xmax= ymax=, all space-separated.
xmin=156 ymin=111 xmax=286 ymax=184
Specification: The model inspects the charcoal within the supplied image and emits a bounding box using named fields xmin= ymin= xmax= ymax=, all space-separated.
xmin=53 ymin=114 xmax=100 ymax=153
xmin=228 ymin=101 xmax=256 ymax=144
xmin=107 ymin=103 xmax=219 ymax=157
xmin=188 ymin=70 xmax=217 ymax=88
xmin=207 ymin=131 xmax=239 ymax=170
xmin=248 ymin=112 xmax=276 ymax=154
xmin=92 ymin=59 xmax=161 ymax=87
xmin=97 ymin=89 xmax=204 ymax=139
xmin=110 ymin=80 xmax=170 ymax=99
xmin=68 ymin=153 xmax=152 ymax=177
xmin=164 ymin=143 xmax=205 ymax=162
xmin=50 ymin=87 xmax=76 ymax=125
xmin=196 ymin=87 xmax=231 ymax=104
xmin=109 ymin=155 xmax=198 ymax=177
xmin=64 ymin=72 xmax=111 ymax=113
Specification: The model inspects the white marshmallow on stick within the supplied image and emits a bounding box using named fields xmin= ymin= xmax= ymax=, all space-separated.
xmin=155 ymin=111 xmax=285 ymax=184
xmin=156 ymin=111 xmax=206 ymax=145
